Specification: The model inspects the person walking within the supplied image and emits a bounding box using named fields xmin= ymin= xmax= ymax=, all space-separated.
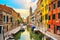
xmin=31 ymin=24 xmax=36 ymax=31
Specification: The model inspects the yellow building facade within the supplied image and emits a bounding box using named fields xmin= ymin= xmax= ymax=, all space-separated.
xmin=34 ymin=0 xmax=52 ymax=40
xmin=45 ymin=0 xmax=52 ymax=30
xmin=39 ymin=0 xmax=52 ymax=30
xmin=39 ymin=0 xmax=52 ymax=40
xmin=39 ymin=0 xmax=45 ymax=24
xmin=44 ymin=0 xmax=49 ymax=31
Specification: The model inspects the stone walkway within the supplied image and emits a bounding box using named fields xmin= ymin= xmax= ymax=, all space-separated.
xmin=0 ymin=34 xmax=3 ymax=40
xmin=38 ymin=26 xmax=60 ymax=40
xmin=4 ymin=26 xmax=20 ymax=40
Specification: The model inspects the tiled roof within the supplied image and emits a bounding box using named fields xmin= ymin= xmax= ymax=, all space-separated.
xmin=0 ymin=4 xmax=20 ymax=18
xmin=0 ymin=4 xmax=12 ymax=13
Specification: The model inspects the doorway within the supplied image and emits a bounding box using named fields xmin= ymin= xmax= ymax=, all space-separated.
xmin=54 ymin=25 xmax=57 ymax=34
xmin=0 ymin=26 xmax=2 ymax=34
xmin=57 ymin=26 xmax=60 ymax=33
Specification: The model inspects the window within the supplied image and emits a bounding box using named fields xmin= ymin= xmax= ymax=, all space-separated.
xmin=58 ymin=1 xmax=60 ymax=7
xmin=42 ymin=5 xmax=43 ymax=7
xmin=31 ymin=16 xmax=34 ymax=19
xmin=58 ymin=13 xmax=60 ymax=19
xmin=10 ymin=17 xmax=12 ymax=22
xmin=40 ymin=16 xmax=42 ymax=22
xmin=57 ymin=26 xmax=60 ymax=31
xmin=49 ymin=7 xmax=50 ymax=11
xmin=53 ymin=4 xmax=56 ymax=9
xmin=32 ymin=19 xmax=34 ymax=21
xmin=3 ymin=16 xmax=5 ymax=22
xmin=7 ymin=26 xmax=8 ymax=31
xmin=48 ymin=25 xmax=50 ymax=28
xmin=48 ymin=16 xmax=50 ymax=20
xmin=45 ymin=14 xmax=48 ymax=20
xmin=42 ymin=16 xmax=44 ymax=20
xmin=52 ymin=14 xmax=55 ymax=20
xmin=40 ymin=13 xmax=42 ymax=15
xmin=6 ymin=16 xmax=8 ymax=22
xmin=45 ymin=5 xmax=48 ymax=10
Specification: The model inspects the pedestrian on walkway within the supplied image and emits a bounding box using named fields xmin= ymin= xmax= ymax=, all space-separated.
xmin=31 ymin=24 xmax=36 ymax=31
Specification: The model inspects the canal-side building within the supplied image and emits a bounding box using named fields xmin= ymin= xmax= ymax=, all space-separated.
xmin=17 ymin=13 xmax=22 ymax=25
xmin=0 ymin=4 xmax=13 ymax=33
xmin=32 ymin=9 xmax=37 ymax=26
xmin=27 ymin=16 xmax=29 ymax=24
xmin=44 ymin=0 xmax=49 ymax=31
xmin=0 ymin=4 xmax=14 ymax=40
xmin=27 ymin=7 xmax=33 ymax=26
xmin=34 ymin=9 xmax=41 ymax=28
xmin=11 ymin=9 xmax=18 ymax=30
xmin=39 ymin=1 xmax=49 ymax=36
xmin=0 ymin=4 xmax=21 ymax=39
xmin=39 ymin=0 xmax=45 ymax=26
xmin=38 ymin=0 xmax=52 ymax=31
xmin=34 ymin=0 xmax=60 ymax=40
xmin=36 ymin=0 xmax=55 ymax=40
xmin=48 ymin=0 xmax=60 ymax=35
xmin=30 ymin=0 xmax=41 ymax=28
xmin=27 ymin=16 xmax=32 ymax=26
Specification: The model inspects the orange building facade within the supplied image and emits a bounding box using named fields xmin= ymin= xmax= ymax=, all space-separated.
xmin=48 ymin=0 xmax=60 ymax=35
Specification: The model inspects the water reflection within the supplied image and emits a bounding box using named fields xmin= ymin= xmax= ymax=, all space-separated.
xmin=19 ymin=29 xmax=31 ymax=40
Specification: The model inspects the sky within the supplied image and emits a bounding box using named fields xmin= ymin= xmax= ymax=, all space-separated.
xmin=0 ymin=0 xmax=38 ymax=19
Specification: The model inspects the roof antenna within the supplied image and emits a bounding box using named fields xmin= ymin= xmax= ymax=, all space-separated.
xmin=4 ymin=4 xmax=6 ymax=6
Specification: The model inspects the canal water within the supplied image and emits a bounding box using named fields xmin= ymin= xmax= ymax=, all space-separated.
xmin=14 ymin=27 xmax=44 ymax=40
xmin=19 ymin=29 xmax=30 ymax=40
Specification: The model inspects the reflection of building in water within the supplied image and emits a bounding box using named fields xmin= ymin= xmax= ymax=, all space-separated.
xmin=20 ymin=29 xmax=30 ymax=40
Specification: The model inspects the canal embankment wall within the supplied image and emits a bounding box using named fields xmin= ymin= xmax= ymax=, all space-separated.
xmin=4 ymin=26 xmax=20 ymax=40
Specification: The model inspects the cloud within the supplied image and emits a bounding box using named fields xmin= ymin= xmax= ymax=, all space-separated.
xmin=13 ymin=0 xmax=38 ymax=10
xmin=13 ymin=0 xmax=38 ymax=19
xmin=14 ymin=9 xmax=30 ymax=19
